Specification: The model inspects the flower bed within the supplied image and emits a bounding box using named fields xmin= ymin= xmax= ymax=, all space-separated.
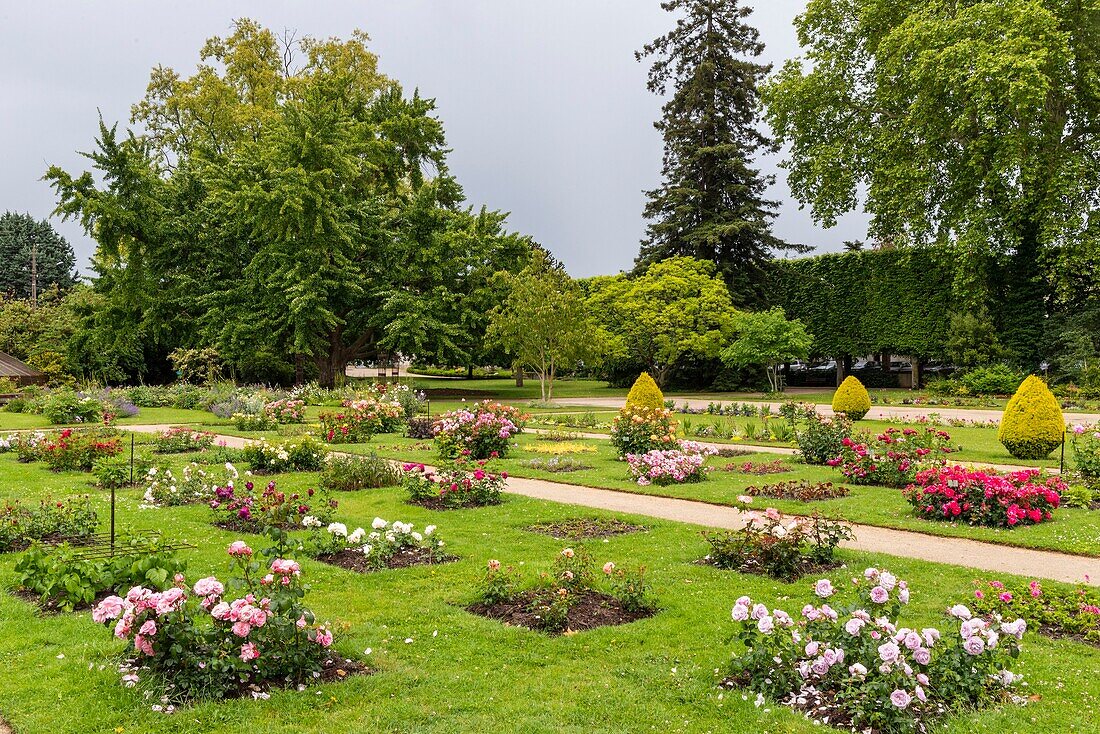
xmin=263 ymin=398 xmax=306 ymax=424
xmin=1071 ymin=424 xmax=1100 ymax=491
xmin=401 ymin=461 xmax=506 ymax=509
xmin=790 ymin=405 xmax=852 ymax=465
xmin=702 ymin=503 xmax=852 ymax=581
xmin=319 ymin=453 xmax=402 ymax=491
xmin=524 ymin=517 xmax=646 ymax=540
xmin=90 ymin=542 xmax=353 ymax=701
xmin=241 ymin=436 xmax=327 ymax=473
xmin=40 ymin=428 xmax=122 ymax=472
xmin=233 ymin=412 xmax=278 ymax=431
xmin=610 ymin=404 xmax=677 ymax=458
xmin=319 ymin=398 xmax=404 ymax=443
xmin=467 ymin=548 xmax=657 ymax=634
xmin=731 ymin=459 xmax=790 ymax=475
xmin=725 ymin=569 xmax=1028 ymax=733
xmin=0 ymin=496 xmax=98 ymax=552
xmin=742 ymin=480 xmax=850 ymax=502
xmin=433 ymin=401 xmax=526 ymax=459
xmin=142 ymin=462 xmax=240 ymax=507
xmin=152 ymin=426 xmax=216 ymax=454
xmin=210 ymin=480 xmax=337 ymax=532
xmin=625 ymin=441 xmax=717 ymax=486
xmin=306 ymin=517 xmax=452 ymax=573
xmin=827 ymin=428 xmax=955 ymax=487
xmin=971 ymin=578 xmax=1100 ymax=646
xmin=903 ymin=466 xmax=1064 ymax=528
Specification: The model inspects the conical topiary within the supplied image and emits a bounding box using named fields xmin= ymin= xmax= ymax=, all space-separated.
xmin=624 ymin=372 xmax=665 ymax=410
xmin=998 ymin=375 xmax=1065 ymax=459
xmin=832 ymin=375 xmax=872 ymax=420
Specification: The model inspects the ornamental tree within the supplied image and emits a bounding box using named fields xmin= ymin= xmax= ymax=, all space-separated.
xmin=721 ymin=307 xmax=812 ymax=392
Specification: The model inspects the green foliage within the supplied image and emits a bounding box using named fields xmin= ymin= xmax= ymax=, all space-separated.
xmin=634 ymin=0 xmax=787 ymax=303
xmin=318 ymin=453 xmax=402 ymax=492
xmin=42 ymin=389 xmax=102 ymax=424
xmin=961 ymin=364 xmax=1027 ymax=396
xmin=0 ymin=496 xmax=98 ymax=552
xmin=998 ymin=376 xmax=1065 ymax=459
xmin=0 ymin=212 xmax=78 ymax=298
xmin=831 ymin=376 xmax=871 ymax=420
xmin=624 ymin=372 xmax=665 ymax=410
xmin=241 ymin=436 xmax=327 ymax=473
xmin=791 ymin=405 xmax=852 ymax=465
xmin=703 ymin=510 xmax=852 ymax=580
xmin=586 ymin=257 xmax=738 ymax=386
xmin=92 ymin=455 xmax=131 ymax=489
xmin=946 ymin=310 xmax=1004 ymax=368
xmin=168 ymin=347 xmax=223 ymax=384
xmin=722 ymin=308 xmax=812 ymax=392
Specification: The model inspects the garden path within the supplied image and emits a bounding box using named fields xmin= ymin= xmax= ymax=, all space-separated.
xmin=551 ymin=396 xmax=1100 ymax=425
xmin=121 ymin=425 xmax=1100 ymax=587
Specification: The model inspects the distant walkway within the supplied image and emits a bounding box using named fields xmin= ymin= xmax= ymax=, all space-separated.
xmin=551 ymin=396 xmax=1100 ymax=426
xmin=120 ymin=425 xmax=1098 ymax=587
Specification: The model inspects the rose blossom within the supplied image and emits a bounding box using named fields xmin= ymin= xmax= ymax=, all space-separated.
xmin=92 ymin=596 xmax=127 ymax=623
xmin=870 ymin=586 xmax=889 ymax=604
xmin=731 ymin=604 xmax=749 ymax=622
xmin=193 ymin=577 xmax=224 ymax=597
xmin=814 ymin=579 xmax=834 ymax=598
xmin=913 ymin=647 xmax=931 ymax=665
xmin=963 ymin=636 xmax=986 ymax=655
xmin=756 ymin=616 xmax=775 ymax=634
xmin=890 ymin=689 xmax=912 ymax=709
xmin=878 ymin=641 xmax=900 ymax=664
xmin=844 ymin=618 xmax=865 ymax=636
xmin=240 ymin=642 xmax=260 ymax=662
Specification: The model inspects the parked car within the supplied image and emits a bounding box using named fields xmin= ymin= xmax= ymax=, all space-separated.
xmin=810 ymin=360 xmax=837 ymax=372
xmin=853 ymin=358 xmax=880 ymax=370
xmin=786 ymin=360 xmax=808 ymax=373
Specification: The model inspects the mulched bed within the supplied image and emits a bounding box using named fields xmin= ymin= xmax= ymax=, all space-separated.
xmin=524 ymin=517 xmax=647 ymax=540
xmin=1036 ymin=623 xmax=1100 ymax=648
xmin=467 ymin=588 xmax=654 ymax=635
xmin=405 ymin=497 xmax=501 ymax=511
xmin=743 ymin=480 xmax=850 ymax=502
xmin=11 ymin=587 xmax=111 ymax=614
xmin=698 ymin=556 xmax=843 ymax=582
xmin=316 ymin=547 xmax=458 ymax=574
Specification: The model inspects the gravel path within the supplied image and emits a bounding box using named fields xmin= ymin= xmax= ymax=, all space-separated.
xmin=120 ymin=426 xmax=1100 ymax=587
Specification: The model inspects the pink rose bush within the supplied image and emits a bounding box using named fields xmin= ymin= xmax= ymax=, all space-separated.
xmin=319 ymin=397 xmax=404 ymax=443
xmin=625 ymin=441 xmax=717 ymax=486
xmin=903 ymin=466 xmax=1063 ymax=528
xmin=91 ymin=541 xmax=335 ymax=701
xmin=401 ymin=460 xmax=506 ymax=508
xmin=263 ymin=398 xmax=306 ymax=424
xmin=151 ymin=426 xmax=216 ymax=454
xmin=432 ymin=401 xmax=527 ymax=459
xmin=210 ymin=479 xmax=337 ymax=532
xmin=827 ymin=428 xmax=955 ymax=487
xmin=971 ymin=577 xmax=1100 ymax=644
xmin=727 ymin=568 xmax=1028 ymax=733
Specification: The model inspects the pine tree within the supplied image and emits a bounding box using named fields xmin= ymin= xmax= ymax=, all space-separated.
xmin=635 ymin=0 xmax=788 ymax=306
xmin=0 ymin=212 xmax=78 ymax=299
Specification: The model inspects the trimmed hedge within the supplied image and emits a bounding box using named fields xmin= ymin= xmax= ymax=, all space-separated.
xmin=998 ymin=376 xmax=1065 ymax=459
xmin=624 ymin=372 xmax=665 ymax=410
xmin=832 ymin=376 xmax=871 ymax=420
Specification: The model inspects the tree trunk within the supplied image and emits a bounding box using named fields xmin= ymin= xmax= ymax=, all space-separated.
xmin=514 ymin=363 xmax=524 ymax=387
xmin=912 ymin=357 xmax=922 ymax=390
xmin=466 ymin=364 xmax=474 ymax=379
xmin=294 ymin=354 xmax=304 ymax=386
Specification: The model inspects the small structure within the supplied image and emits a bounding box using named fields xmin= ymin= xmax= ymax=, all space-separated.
xmin=0 ymin=351 xmax=46 ymax=387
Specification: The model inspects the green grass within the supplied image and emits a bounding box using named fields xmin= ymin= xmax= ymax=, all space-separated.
xmin=2 ymin=450 xmax=1100 ymax=733
xmin=0 ymin=406 xmax=223 ymax=431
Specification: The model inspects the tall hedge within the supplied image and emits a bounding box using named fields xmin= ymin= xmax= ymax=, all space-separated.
xmin=771 ymin=249 xmax=955 ymax=359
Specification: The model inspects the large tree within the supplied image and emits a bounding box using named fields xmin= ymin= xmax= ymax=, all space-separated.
xmin=0 ymin=212 xmax=78 ymax=299
xmin=764 ymin=0 xmax=1100 ymax=368
xmin=635 ymin=0 xmax=789 ymax=305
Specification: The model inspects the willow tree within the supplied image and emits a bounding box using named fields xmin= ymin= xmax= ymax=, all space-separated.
xmin=764 ymin=0 xmax=1100 ymax=368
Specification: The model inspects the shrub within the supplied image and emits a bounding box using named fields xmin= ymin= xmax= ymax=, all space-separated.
xmin=961 ymin=364 xmax=1027 ymax=395
xmin=319 ymin=454 xmax=402 ymax=491
xmin=703 ymin=503 xmax=852 ymax=580
xmin=93 ymin=456 xmax=132 ymax=489
xmin=402 ymin=461 xmax=506 ymax=508
xmin=263 ymin=398 xmax=305 ymax=424
xmin=318 ymin=398 xmax=404 ymax=443
xmin=209 ymin=480 xmax=337 ymax=532
xmin=732 ymin=459 xmax=790 ymax=475
xmin=625 ymin=441 xmax=717 ymax=486
xmin=1070 ymin=424 xmax=1100 ymax=488
xmin=1061 ymin=485 xmax=1095 ymax=508
xmin=306 ymin=517 xmax=447 ymax=570
xmin=152 ymin=426 xmax=216 ymax=454
xmin=743 ymin=480 xmax=850 ymax=502
xmin=241 ymin=436 xmax=327 ymax=473
xmin=90 ymin=542 xmax=336 ymax=701
xmin=970 ymin=578 xmax=1099 ymax=645
xmin=0 ymin=496 xmax=98 ymax=552
xmin=43 ymin=389 xmax=103 ymax=425
xmin=405 ymin=417 xmax=434 ymax=440
xmin=827 ymin=428 xmax=954 ymax=487
xmin=142 ymin=462 xmax=240 ymax=507
xmin=832 ymin=376 xmax=871 ymax=420
xmin=233 ymin=411 xmax=278 ymax=431
xmin=727 ymin=569 xmax=1028 ymax=734
xmin=433 ymin=401 xmax=526 ymax=459
xmin=16 ymin=536 xmax=186 ymax=612
xmin=792 ymin=406 xmax=852 ymax=465
xmin=998 ymin=375 xmax=1065 ymax=459
xmin=624 ymin=372 xmax=665 ymax=410
xmin=610 ymin=404 xmax=677 ymax=458
xmin=903 ymin=466 xmax=1063 ymax=528
xmin=40 ymin=428 xmax=122 ymax=472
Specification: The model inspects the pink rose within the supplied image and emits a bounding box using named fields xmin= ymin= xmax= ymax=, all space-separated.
xmin=240 ymin=642 xmax=260 ymax=662
xmin=139 ymin=620 xmax=157 ymax=637
xmin=92 ymin=596 xmax=127 ymax=624
xmin=228 ymin=541 xmax=253 ymax=557
xmin=232 ymin=621 xmax=252 ymax=638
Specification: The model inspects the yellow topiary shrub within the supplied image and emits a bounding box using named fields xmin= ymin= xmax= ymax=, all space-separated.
xmin=624 ymin=372 xmax=666 ymax=410
xmin=998 ymin=375 xmax=1065 ymax=459
xmin=832 ymin=376 xmax=871 ymax=420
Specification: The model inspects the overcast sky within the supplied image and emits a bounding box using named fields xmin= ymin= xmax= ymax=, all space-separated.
xmin=0 ymin=1 xmax=869 ymax=278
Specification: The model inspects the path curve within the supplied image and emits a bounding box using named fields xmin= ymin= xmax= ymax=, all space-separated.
xmin=120 ymin=426 xmax=1099 ymax=587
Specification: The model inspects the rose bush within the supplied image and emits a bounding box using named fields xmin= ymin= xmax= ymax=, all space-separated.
xmin=903 ymin=466 xmax=1064 ymax=528
xmin=625 ymin=441 xmax=717 ymax=485
xmin=827 ymin=428 xmax=955 ymax=487
xmin=402 ymin=461 xmax=506 ymax=508
xmin=319 ymin=398 xmax=404 ymax=443
xmin=209 ymin=480 xmax=337 ymax=532
xmin=241 ymin=436 xmax=327 ymax=473
xmin=305 ymin=516 xmax=447 ymax=571
xmin=971 ymin=578 xmax=1100 ymax=645
xmin=791 ymin=406 xmax=852 ymax=465
xmin=39 ymin=428 xmax=122 ymax=472
xmin=0 ymin=496 xmax=98 ymax=552
xmin=433 ymin=401 xmax=526 ymax=460
xmin=142 ymin=462 xmax=240 ymax=507
xmin=263 ymin=398 xmax=306 ymax=424
xmin=152 ymin=427 xmax=217 ymax=454
xmin=610 ymin=404 xmax=677 ymax=458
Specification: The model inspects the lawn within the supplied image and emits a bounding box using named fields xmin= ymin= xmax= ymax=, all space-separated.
xmin=0 ymin=406 xmax=222 ymax=431
xmin=2 ymin=448 xmax=1099 ymax=733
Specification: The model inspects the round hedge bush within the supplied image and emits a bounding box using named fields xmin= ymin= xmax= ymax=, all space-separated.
xmin=832 ymin=376 xmax=871 ymax=420
xmin=624 ymin=372 xmax=665 ymax=410
xmin=998 ymin=375 xmax=1065 ymax=459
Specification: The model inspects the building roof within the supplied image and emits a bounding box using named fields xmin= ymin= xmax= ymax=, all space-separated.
xmin=0 ymin=351 xmax=43 ymax=379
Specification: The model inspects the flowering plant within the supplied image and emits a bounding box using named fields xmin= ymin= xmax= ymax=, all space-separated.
xmin=971 ymin=578 xmax=1100 ymax=644
xmin=39 ymin=428 xmax=122 ymax=472
xmin=903 ymin=466 xmax=1063 ymax=527
xmin=263 ymin=398 xmax=306 ymax=424
xmin=232 ymin=411 xmax=278 ymax=431
xmin=727 ymin=569 xmax=1028 ymax=733
xmin=1071 ymin=424 xmax=1100 ymax=489
xmin=0 ymin=496 xmax=98 ymax=552
xmin=402 ymin=460 xmax=506 ymax=508
xmin=433 ymin=401 xmax=527 ymax=459
xmin=625 ymin=441 xmax=717 ymax=485
xmin=704 ymin=501 xmax=852 ymax=581
xmin=209 ymin=480 xmax=337 ymax=531
xmin=791 ymin=405 xmax=852 ymax=465
xmin=152 ymin=426 xmax=216 ymax=454
xmin=306 ymin=516 xmax=447 ymax=571
xmin=241 ymin=436 xmax=327 ymax=473
xmin=610 ymin=404 xmax=677 ymax=458
xmin=142 ymin=462 xmax=240 ymax=507
xmin=90 ymin=542 xmax=335 ymax=701
xmin=827 ymin=428 xmax=955 ymax=487
xmin=319 ymin=398 xmax=404 ymax=443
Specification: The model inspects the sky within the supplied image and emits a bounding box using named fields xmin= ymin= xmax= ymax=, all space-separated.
xmin=0 ymin=1 xmax=870 ymax=279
